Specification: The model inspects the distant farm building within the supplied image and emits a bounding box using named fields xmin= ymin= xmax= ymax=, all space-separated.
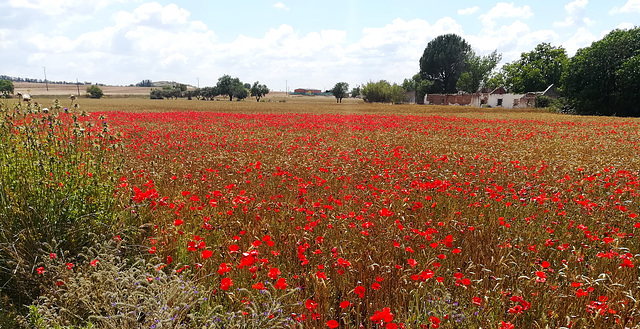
xmin=425 ymin=84 xmax=558 ymax=109
xmin=290 ymin=88 xmax=332 ymax=96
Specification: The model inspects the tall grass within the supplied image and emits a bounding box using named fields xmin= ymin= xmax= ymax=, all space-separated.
xmin=0 ymin=97 xmax=126 ymax=319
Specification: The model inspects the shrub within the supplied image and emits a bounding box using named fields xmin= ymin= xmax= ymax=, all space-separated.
xmin=0 ymin=80 xmax=14 ymax=96
xmin=361 ymin=80 xmax=406 ymax=103
xmin=85 ymin=85 xmax=103 ymax=99
xmin=534 ymin=95 xmax=552 ymax=108
xmin=150 ymin=88 xmax=164 ymax=99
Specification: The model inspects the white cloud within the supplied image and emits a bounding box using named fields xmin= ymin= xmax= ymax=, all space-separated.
xmin=115 ymin=3 xmax=191 ymax=28
xmin=7 ymin=0 xmax=129 ymax=15
xmin=615 ymin=22 xmax=636 ymax=30
xmin=479 ymin=3 xmax=533 ymax=28
xmin=610 ymin=0 xmax=640 ymax=14
xmin=554 ymin=0 xmax=593 ymax=27
xmin=458 ymin=6 xmax=480 ymax=15
xmin=562 ymin=27 xmax=598 ymax=55
xmin=272 ymin=2 xmax=290 ymax=11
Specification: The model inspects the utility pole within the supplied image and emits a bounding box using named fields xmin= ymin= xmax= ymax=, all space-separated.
xmin=196 ymin=77 xmax=200 ymax=88
xmin=76 ymin=78 xmax=80 ymax=95
xmin=43 ymin=66 xmax=48 ymax=91
xmin=285 ymin=80 xmax=288 ymax=97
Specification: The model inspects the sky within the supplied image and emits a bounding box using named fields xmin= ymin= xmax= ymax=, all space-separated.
xmin=1 ymin=0 xmax=638 ymax=91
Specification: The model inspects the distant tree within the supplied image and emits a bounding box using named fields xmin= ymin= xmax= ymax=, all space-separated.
xmin=216 ymin=75 xmax=245 ymax=101
xmin=362 ymin=80 xmax=406 ymax=104
xmin=564 ymin=27 xmax=640 ymax=116
xmin=136 ymin=79 xmax=153 ymax=87
xmin=200 ymin=86 xmax=219 ymax=100
xmin=243 ymin=83 xmax=251 ymax=90
xmin=250 ymin=82 xmax=270 ymax=102
xmin=456 ymin=50 xmax=502 ymax=93
xmin=419 ymin=34 xmax=471 ymax=94
xmin=150 ymin=89 xmax=164 ymax=99
xmin=331 ymin=82 xmax=349 ymax=103
xmin=0 ymin=80 xmax=14 ymax=96
xmin=500 ymin=43 xmax=568 ymax=93
xmin=402 ymin=74 xmax=433 ymax=104
xmin=350 ymin=86 xmax=361 ymax=98
xmin=86 ymin=85 xmax=103 ymax=99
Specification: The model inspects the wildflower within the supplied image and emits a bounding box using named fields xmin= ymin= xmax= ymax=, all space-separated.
xmin=220 ymin=278 xmax=232 ymax=291
xmin=274 ymin=277 xmax=288 ymax=290
xmin=202 ymin=250 xmax=213 ymax=259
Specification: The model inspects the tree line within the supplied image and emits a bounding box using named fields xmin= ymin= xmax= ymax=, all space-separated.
xmin=149 ymin=75 xmax=269 ymax=102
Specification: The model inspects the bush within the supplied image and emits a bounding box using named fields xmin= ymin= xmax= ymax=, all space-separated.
xmin=0 ymin=80 xmax=14 ymax=96
xmin=534 ymin=95 xmax=552 ymax=108
xmin=86 ymin=85 xmax=103 ymax=99
xmin=150 ymin=88 xmax=164 ymax=99
xmin=361 ymin=80 xmax=406 ymax=103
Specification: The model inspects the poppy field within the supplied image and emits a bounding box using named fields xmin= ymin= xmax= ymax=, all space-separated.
xmin=3 ymin=98 xmax=640 ymax=328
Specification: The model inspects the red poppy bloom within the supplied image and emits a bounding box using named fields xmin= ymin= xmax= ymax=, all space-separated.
xmin=274 ymin=277 xmax=288 ymax=290
xmin=202 ymin=250 xmax=213 ymax=259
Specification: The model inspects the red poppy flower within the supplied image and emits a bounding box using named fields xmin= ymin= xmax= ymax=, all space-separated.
xmin=202 ymin=250 xmax=213 ymax=259
xmin=220 ymin=278 xmax=232 ymax=291
xmin=274 ymin=277 xmax=288 ymax=290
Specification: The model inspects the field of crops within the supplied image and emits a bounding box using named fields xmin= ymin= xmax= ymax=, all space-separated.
xmin=2 ymin=97 xmax=640 ymax=328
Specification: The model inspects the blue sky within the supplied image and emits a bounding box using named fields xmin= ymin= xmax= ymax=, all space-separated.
xmin=1 ymin=0 xmax=638 ymax=91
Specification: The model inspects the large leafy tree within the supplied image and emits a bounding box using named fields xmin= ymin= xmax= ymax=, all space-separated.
xmin=500 ymin=43 xmax=567 ymax=93
xmin=331 ymin=82 xmax=349 ymax=103
xmin=419 ymin=34 xmax=471 ymax=94
xmin=456 ymin=50 xmax=502 ymax=94
xmin=250 ymin=82 xmax=270 ymax=102
xmin=564 ymin=27 xmax=640 ymax=116
xmin=216 ymin=75 xmax=245 ymax=101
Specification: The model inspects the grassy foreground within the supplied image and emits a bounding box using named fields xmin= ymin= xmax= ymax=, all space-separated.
xmin=2 ymin=96 xmax=640 ymax=328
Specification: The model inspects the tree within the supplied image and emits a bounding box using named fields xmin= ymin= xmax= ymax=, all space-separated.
xmin=361 ymin=80 xmax=406 ymax=103
xmin=331 ymin=82 xmax=349 ymax=103
xmin=250 ymin=82 xmax=270 ymax=102
xmin=456 ymin=50 xmax=502 ymax=93
xmin=0 ymin=80 xmax=14 ymax=96
xmin=216 ymin=75 xmax=245 ymax=101
xmin=199 ymin=86 xmax=219 ymax=100
xmin=564 ymin=27 xmax=640 ymax=116
xmin=86 ymin=85 xmax=103 ymax=99
xmin=350 ymin=86 xmax=361 ymax=98
xmin=419 ymin=34 xmax=471 ymax=94
xmin=500 ymin=43 xmax=568 ymax=93
xmin=233 ymin=84 xmax=248 ymax=100
xmin=136 ymin=79 xmax=153 ymax=87
xmin=402 ymin=74 xmax=433 ymax=104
